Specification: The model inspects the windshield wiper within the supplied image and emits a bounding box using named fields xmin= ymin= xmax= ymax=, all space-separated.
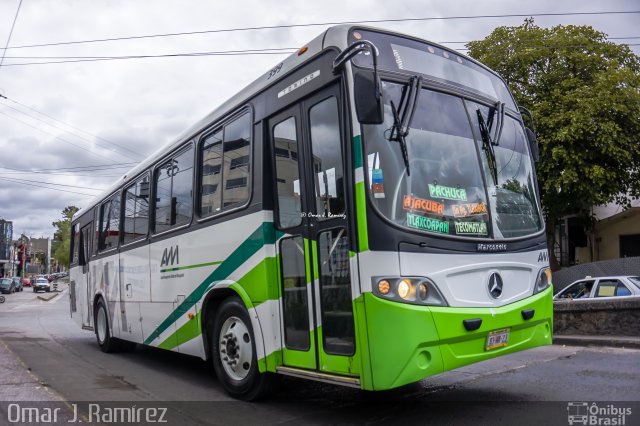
xmin=488 ymin=101 xmax=505 ymax=147
xmin=388 ymin=75 xmax=422 ymax=176
xmin=476 ymin=108 xmax=498 ymax=185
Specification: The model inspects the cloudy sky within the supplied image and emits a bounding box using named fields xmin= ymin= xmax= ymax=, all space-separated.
xmin=0 ymin=0 xmax=638 ymax=239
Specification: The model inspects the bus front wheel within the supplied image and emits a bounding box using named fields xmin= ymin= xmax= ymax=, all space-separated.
xmin=211 ymin=297 xmax=274 ymax=400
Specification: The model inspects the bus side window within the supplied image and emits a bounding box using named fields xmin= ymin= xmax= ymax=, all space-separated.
xmin=199 ymin=111 xmax=252 ymax=218
xmin=98 ymin=194 xmax=121 ymax=251
xmin=71 ymin=223 xmax=80 ymax=264
xmin=222 ymin=112 xmax=251 ymax=208
xmin=79 ymin=223 xmax=91 ymax=269
xmin=308 ymin=96 xmax=345 ymax=219
xmin=273 ymin=116 xmax=302 ymax=228
xmin=92 ymin=208 xmax=99 ymax=256
xmin=200 ymin=130 xmax=223 ymax=216
xmin=123 ymin=174 xmax=150 ymax=244
xmin=155 ymin=146 xmax=194 ymax=233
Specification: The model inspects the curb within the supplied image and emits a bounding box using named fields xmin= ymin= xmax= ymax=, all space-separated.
xmin=37 ymin=293 xmax=59 ymax=302
xmin=553 ymin=335 xmax=640 ymax=349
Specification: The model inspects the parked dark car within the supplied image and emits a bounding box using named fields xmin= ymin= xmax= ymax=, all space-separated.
xmin=0 ymin=277 xmax=16 ymax=294
xmin=11 ymin=277 xmax=23 ymax=292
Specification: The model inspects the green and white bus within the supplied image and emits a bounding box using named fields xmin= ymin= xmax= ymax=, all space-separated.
xmin=70 ymin=25 xmax=553 ymax=400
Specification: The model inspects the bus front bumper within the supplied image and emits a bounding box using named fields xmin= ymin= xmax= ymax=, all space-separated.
xmin=362 ymin=286 xmax=553 ymax=391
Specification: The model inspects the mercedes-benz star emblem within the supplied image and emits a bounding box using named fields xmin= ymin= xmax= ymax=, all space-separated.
xmin=488 ymin=272 xmax=504 ymax=299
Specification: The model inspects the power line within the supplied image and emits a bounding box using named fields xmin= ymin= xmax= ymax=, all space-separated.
xmin=2 ymin=41 xmax=638 ymax=67
xmin=2 ymin=10 xmax=638 ymax=51
xmin=0 ymin=177 xmax=100 ymax=196
xmin=0 ymin=49 xmax=296 ymax=67
xmin=0 ymin=103 xmax=143 ymax=161
xmin=2 ymin=47 xmax=298 ymax=59
xmin=3 ymin=97 xmax=147 ymax=159
xmin=0 ymin=110 xmax=139 ymax=164
xmin=0 ymin=175 xmax=103 ymax=190
xmin=0 ymin=0 xmax=23 ymax=75
xmin=0 ymin=35 xmax=637 ymax=61
xmin=0 ymin=163 xmax=136 ymax=173
xmin=0 ymin=170 xmax=123 ymax=178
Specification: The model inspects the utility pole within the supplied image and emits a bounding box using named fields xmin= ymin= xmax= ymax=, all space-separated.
xmin=47 ymin=237 xmax=51 ymax=274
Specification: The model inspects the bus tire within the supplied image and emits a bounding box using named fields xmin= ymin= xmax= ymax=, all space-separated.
xmin=95 ymin=298 xmax=120 ymax=353
xmin=211 ymin=297 xmax=274 ymax=400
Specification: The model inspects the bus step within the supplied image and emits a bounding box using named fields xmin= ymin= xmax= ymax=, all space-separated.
xmin=276 ymin=366 xmax=360 ymax=388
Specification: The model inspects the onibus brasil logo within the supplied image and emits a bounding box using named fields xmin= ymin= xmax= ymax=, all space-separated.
xmin=566 ymin=402 xmax=632 ymax=425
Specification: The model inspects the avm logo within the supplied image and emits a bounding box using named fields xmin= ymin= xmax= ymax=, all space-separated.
xmin=160 ymin=246 xmax=179 ymax=267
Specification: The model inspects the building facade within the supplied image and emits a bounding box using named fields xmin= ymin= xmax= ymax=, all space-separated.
xmin=0 ymin=220 xmax=13 ymax=277
xmin=555 ymin=199 xmax=640 ymax=266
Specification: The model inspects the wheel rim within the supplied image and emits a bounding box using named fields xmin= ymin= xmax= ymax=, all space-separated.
xmin=219 ymin=316 xmax=252 ymax=381
xmin=97 ymin=306 xmax=107 ymax=344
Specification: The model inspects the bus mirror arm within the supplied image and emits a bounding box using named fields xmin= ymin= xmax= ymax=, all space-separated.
xmin=519 ymin=106 xmax=540 ymax=162
xmin=525 ymin=127 xmax=539 ymax=162
xmin=332 ymin=40 xmax=384 ymax=125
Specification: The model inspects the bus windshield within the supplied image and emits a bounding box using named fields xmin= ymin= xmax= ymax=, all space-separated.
xmin=363 ymin=81 xmax=543 ymax=239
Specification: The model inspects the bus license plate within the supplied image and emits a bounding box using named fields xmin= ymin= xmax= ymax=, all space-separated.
xmin=486 ymin=328 xmax=510 ymax=351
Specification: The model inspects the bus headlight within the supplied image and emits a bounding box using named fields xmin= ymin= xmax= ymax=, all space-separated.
xmin=372 ymin=277 xmax=448 ymax=306
xmin=534 ymin=267 xmax=552 ymax=294
xmin=397 ymin=279 xmax=413 ymax=300
xmin=377 ymin=279 xmax=391 ymax=295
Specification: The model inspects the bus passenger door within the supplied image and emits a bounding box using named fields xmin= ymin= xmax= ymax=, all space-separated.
xmin=79 ymin=223 xmax=93 ymax=328
xmin=270 ymin=107 xmax=316 ymax=370
xmin=269 ymin=83 xmax=358 ymax=377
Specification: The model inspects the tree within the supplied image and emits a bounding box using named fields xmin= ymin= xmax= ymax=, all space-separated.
xmin=51 ymin=205 xmax=79 ymax=268
xmin=467 ymin=19 xmax=640 ymax=270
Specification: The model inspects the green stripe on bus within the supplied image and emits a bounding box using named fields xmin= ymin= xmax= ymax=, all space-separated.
xmin=158 ymin=310 xmax=202 ymax=350
xmin=143 ymin=222 xmax=283 ymax=345
xmin=355 ymin=181 xmax=369 ymax=252
xmin=156 ymin=256 xmax=279 ymax=350
xmin=353 ymin=135 xmax=363 ymax=169
xmin=160 ymin=260 xmax=223 ymax=273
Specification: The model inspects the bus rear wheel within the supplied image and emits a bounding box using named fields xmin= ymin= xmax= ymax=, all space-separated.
xmin=211 ymin=297 xmax=274 ymax=400
xmin=94 ymin=298 xmax=132 ymax=353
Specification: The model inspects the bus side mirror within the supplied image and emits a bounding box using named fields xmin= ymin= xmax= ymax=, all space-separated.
xmin=354 ymin=69 xmax=384 ymax=124
xmin=333 ymin=40 xmax=384 ymax=125
xmin=525 ymin=127 xmax=539 ymax=162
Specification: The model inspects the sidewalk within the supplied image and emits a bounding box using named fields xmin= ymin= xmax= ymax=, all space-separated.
xmin=0 ymin=279 xmax=69 ymax=402
xmin=553 ymin=335 xmax=640 ymax=349
xmin=0 ymin=338 xmax=62 ymax=401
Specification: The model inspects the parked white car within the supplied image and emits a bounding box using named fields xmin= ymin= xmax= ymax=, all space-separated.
xmin=554 ymin=276 xmax=640 ymax=300
xmin=33 ymin=278 xmax=51 ymax=293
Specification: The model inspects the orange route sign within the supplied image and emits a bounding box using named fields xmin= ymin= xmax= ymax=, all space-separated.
xmin=403 ymin=195 xmax=445 ymax=215
xmin=452 ymin=202 xmax=488 ymax=218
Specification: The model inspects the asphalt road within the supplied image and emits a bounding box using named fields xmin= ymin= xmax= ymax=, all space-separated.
xmin=0 ymin=283 xmax=638 ymax=426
